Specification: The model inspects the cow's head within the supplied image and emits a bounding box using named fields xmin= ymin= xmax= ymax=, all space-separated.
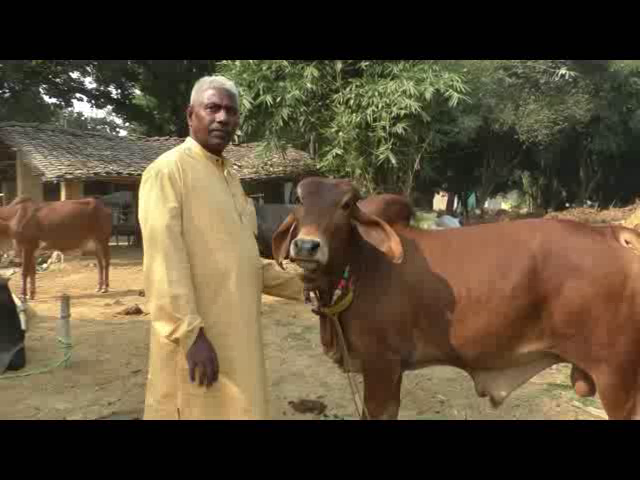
xmin=272 ymin=177 xmax=404 ymax=276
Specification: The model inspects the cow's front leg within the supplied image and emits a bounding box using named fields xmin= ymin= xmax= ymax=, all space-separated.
xmin=29 ymin=258 xmax=36 ymax=300
xmin=361 ymin=358 xmax=403 ymax=420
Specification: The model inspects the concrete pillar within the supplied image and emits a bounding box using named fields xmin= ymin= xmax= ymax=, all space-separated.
xmin=16 ymin=151 xmax=43 ymax=202
xmin=60 ymin=180 xmax=84 ymax=200
xmin=284 ymin=181 xmax=293 ymax=204
xmin=1 ymin=181 xmax=16 ymax=206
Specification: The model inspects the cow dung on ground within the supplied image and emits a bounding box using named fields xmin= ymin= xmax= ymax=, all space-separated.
xmin=288 ymin=399 xmax=327 ymax=415
xmin=118 ymin=305 xmax=144 ymax=316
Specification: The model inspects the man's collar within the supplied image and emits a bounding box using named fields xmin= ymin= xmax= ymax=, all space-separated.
xmin=184 ymin=136 xmax=231 ymax=168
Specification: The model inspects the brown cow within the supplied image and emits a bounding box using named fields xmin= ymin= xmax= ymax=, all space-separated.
xmin=272 ymin=177 xmax=640 ymax=420
xmin=0 ymin=196 xmax=112 ymax=301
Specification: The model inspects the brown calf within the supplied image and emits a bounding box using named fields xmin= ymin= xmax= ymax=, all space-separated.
xmin=0 ymin=196 xmax=112 ymax=301
xmin=273 ymin=177 xmax=640 ymax=420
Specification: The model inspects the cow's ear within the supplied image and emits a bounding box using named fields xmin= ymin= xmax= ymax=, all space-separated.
xmin=351 ymin=205 xmax=404 ymax=264
xmin=272 ymin=213 xmax=298 ymax=270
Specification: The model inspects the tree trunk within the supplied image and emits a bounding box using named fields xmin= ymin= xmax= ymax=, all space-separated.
xmin=445 ymin=192 xmax=456 ymax=214
xmin=175 ymin=121 xmax=189 ymax=139
xmin=411 ymin=190 xmax=434 ymax=210
xmin=309 ymin=133 xmax=316 ymax=159
xmin=476 ymin=188 xmax=490 ymax=216
xmin=577 ymin=155 xmax=601 ymax=207
xmin=422 ymin=190 xmax=435 ymax=211
xmin=461 ymin=191 xmax=471 ymax=220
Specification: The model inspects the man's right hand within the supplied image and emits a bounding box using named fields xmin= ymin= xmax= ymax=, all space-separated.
xmin=186 ymin=328 xmax=219 ymax=388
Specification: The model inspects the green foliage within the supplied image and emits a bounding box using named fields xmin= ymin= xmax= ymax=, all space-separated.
xmin=0 ymin=60 xmax=92 ymax=123
xmin=87 ymin=60 xmax=218 ymax=136
xmin=5 ymin=59 xmax=640 ymax=212
xmin=220 ymin=60 xmax=470 ymax=194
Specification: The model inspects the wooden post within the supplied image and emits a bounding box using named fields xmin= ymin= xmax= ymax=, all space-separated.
xmin=132 ymin=183 xmax=142 ymax=249
xmin=57 ymin=294 xmax=71 ymax=368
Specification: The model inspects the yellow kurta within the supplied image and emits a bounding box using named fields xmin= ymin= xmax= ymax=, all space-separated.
xmin=138 ymin=136 xmax=304 ymax=420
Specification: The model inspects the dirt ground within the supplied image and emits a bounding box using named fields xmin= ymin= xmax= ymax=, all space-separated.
xmin=0 ymin=245 xmax=607 ymax=420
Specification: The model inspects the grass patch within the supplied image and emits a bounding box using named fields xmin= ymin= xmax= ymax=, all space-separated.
xmin=571 ymin=395 xmax=601 ymax=409
xmin=543 ymin=382 xmax=574 ymax=393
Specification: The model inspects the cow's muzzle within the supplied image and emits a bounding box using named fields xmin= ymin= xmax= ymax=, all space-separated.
xmin=290 ymin=236 xmax=327 ymax=270
xmin=292 ymin=238 xmax=320 ymax=256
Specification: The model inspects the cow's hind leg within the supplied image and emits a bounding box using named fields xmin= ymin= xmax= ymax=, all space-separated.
xmin=94 ymin=245 xmax=104 ymax=293
xmin=361 ymin=358 xmax=403 ymax=420
xmin=20 ymin=243 xmax=37 ymax=301
xmin=95 ymin=239 xmax=110 ymax=293
xmin=103 ymin=239 xmax=110 ymax=293
xmin=29 ymin=252 xmax=36 ymax=300
xmin=20 ymin=249 xmax=28 ymax=302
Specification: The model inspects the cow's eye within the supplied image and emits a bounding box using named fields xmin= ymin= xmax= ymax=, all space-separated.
xmin=341 ymin=201 xmax=351 ymax=211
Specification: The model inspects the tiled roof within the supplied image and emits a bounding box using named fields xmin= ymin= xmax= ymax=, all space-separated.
xmin=0 ymin=122 xmax=318 ymax=182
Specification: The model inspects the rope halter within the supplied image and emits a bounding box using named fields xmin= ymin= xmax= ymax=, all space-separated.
xmin=312 ymin=265 xmax=369 ymax=419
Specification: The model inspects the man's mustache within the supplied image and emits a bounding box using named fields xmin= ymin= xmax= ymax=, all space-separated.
xmin=209 ymin=128 xmax=230 ymax=135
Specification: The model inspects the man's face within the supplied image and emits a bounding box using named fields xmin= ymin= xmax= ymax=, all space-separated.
xmin=187 ymin=87 xmax=239 ymax=156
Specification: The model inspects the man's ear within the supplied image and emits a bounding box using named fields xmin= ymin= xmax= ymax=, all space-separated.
xmin=272 ymin=213 xmax=298 ymax=270
xmin=186 ymin=104 xmax=194 ymax=127
xmin=351 ymin=205 xmax=404 ymax=264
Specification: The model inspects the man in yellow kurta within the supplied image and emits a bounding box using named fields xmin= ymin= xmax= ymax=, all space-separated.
xmin=138 ymin=75 xmax=305 ymax=420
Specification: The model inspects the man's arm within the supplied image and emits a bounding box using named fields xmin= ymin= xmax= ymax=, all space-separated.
xmin=138 ymin=166 xmax=218 ymax=385
xmin=231 ymin=175 xmax=306 ymax=303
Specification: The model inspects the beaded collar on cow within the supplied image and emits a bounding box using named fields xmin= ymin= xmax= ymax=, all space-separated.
xmin=316 ymin=264 xmax=355 ymax=318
